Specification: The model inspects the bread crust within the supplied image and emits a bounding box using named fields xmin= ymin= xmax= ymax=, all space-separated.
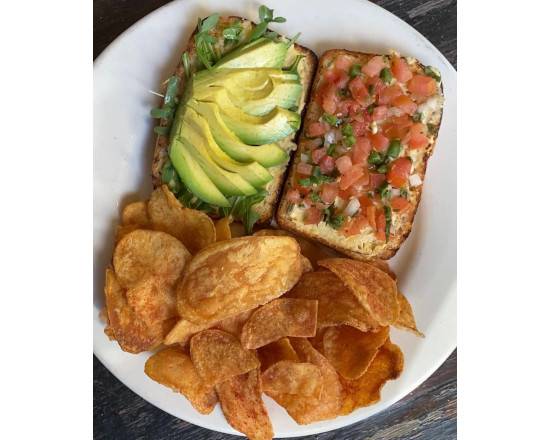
xmin=150 ymin=16 xmax=318 ymax=223
xmin=276 ymin=49 xmax=444 ymax=260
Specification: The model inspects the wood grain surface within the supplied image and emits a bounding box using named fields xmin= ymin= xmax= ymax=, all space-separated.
xmin=93 ymin=0 xmax=457 ymax=438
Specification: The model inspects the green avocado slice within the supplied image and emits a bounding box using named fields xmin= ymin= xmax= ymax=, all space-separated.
xmin=214 ymin=38 xmax=289 ymax=69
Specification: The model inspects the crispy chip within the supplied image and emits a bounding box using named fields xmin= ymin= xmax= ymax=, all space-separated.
xmin=253 ymin=229 xmax=340 ymax=267
xmin=257 ymin=338 xmax=300 ymax=371
xmin=241 ymin=299 xmax=318 ymax=349
xmin=287 ymin=271 xmax=380 ymax=332
xmin=190 ymin=329 xmax=259 ymax=386
xmin=115 ymin=224 xmax=144 ymax=243
xmin=216 ymin=369 xmax=273 ymax=440
xmin=126 ymin=277 xmax=176 ymax=326
xmin=367 ymin=259 xmax=396 ymax=280
xmin=113 ymin=229 xmax=190 ymax=289
xmin=163 ymin=318 xmax=209 ymax=346
xmin=121 ymin=201 xmax=149 ymax=227
xmin=214 ymin=309 xmax=255 ymax=338
xmin=261 ymin=361 xmax=323 ymax=398
xmin=266 ymin=338 xmax=342 ymax=424
xmin=148 ymin=186 xmax=216 ymax=253
xmin=394 ymin=291 xmax=424 ymax=337
xmin=339 ymin=339 xmax=404 ymax=415
xmin=177 ymin=236 xmax=302 ymax=324
xmin=144 ymin=347 xmax=217 ymax=414
xmin=323 ymin=326 xmax=390 ymax=380
xmin=104 ymin=268 xmax=164 ymax=353
xmin=301 ymin=255 xmax=313 ymax=273
xmin=214 ymin=217 xmax=232 ymax=242
xmin=318 ymin=259 xmax=399 ymax=326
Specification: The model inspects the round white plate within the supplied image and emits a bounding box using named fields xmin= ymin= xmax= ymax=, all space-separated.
xmin=94 ymin=0 xmax=457 ymax=436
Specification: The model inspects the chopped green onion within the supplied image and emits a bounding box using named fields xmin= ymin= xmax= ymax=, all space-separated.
xmin=368 ymin=151 xmax=384 ymax=165
xmin=310 ymin=192 xmax=322 ymax=203
xmin=344 ymin=135 xmax=356 ymax=147
xmin=379 ymin=182 xmax=391 ymax=199
xmin=424 ymin=65 xmax=441 ymax=82
xmin=384 ymin=205 xmax=392 ymax=241
xmin=387 ymin=139 xmax=402 ymax=159
xmin=380 ymin=67 xmax=393 ymax=84
xmin=342 ymin=123 xmax=353 ymax=137
xmin=322 ymin=113 xmax=341 ymax=126
xmin=400 ymin=188 xmax=409 ymax=198
xmin=312 ymin=166 xmax=322 ymax=179
xmin=377 ymin=164 xmax=388 ymax=173
xmin=324 ymin=206 xmax=344 ymax=229
xmin=349 ymin=64 xmax=362 ymax=78
xmin=327 ymin=143 xmax=337 ymax=157
xmin=299 ymin=177 xmax=312 ymax=187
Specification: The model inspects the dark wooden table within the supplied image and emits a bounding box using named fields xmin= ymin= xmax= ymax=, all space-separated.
xmin=94 ymin=1 xmax=457 ymax=438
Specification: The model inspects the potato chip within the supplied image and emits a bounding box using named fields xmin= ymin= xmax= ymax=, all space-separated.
xmin=323 ymin=326 xmax=390 ymax=380
xmin=261 ymin=361 xmax=323 ymax=398
xmin=394 ymin=291 xmax=424 ymax=337
xmin=163 ymin=318 xmax=207 ymax=346
xmin=301 ymin=255 xmax=313 ymax=273
xmin=104 ymin=268 xmax=164 ymax=353
xmin=339 ymin=339 xmax=404 ymax=415
xmin=367 ymin=259 xmax=396 ymax=280
xmin=177 ymin=236 xmax=302 ymax=324
xmin=115 ymin=224 xmax=143 ymax=243
xmin=148 ymin=185 xmax=216 ymax=253
xmin=113 ymin=229 xmax=190 ymax=289
xmin=121 ymin=201 xmax=149 ymax=227
xmin=216 ymin=369 xmax=273 ymax=440
xmin=257 ymin=338 xmax=300 ymax=371
xmin=318 ymin=258 xmax=399 ymax=326
xmin=266 ymin=338 xmax=342 ymax=424
xmin=126 ymin=277 xmax=176 ymax=326
xmin=144 ymin=347 xmax=217 ymax=414
xmin=190 ymin=329 xmax=260 ymax=386
xmin=214 ymin=309 xmax=254 ymax=338
xmin=214 ymin=217 xmax=232 ymax=241
xmin=229 ymin=221 xmax=246 ymax=238
xmin=241 ymin=299 xmax=318 ymax=349
xmin=286 ymin=271 xmax=380 ymax=332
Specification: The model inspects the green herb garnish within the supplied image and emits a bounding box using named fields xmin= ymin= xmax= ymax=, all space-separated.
xmin=322 ymin=113 xmax=341 ymax=127
xmin=324 ymin=206 xmax=345 ymax=229
xmin=182 ymin=52 xmax=191 ymax=78
xmin=380 ymin=67 xmax=393 ymax=84
xmin=344 ymin=135 xmax=356 ymax=147
xmin=150 ymin=107 xmax=174 ymax=119
xmin=195 ymin=14 xmax=220 ymax=69
xmin=249 ymin=5 xmax=287 ymax=42
xmin=349 ymin=64 xmax=362 ymax=78
xmin=223 ymin=22 xmax=243 ymax=44
xmin=299 ymin=177 xmax=312 ymax=187
xmin=424 ymin=65 xmax=441 ymax=82
xmin=379 ymin=181 xmax=391 ymax=200
xmin=153 ymin=126 xmax=170 ymax=136
xmin=376 ymin=164 xmax=388 ymax=173
xmin=386 ymin=139 xmax=402 ymax=159
xmin=342 ymin=123 xmax=353 ymax=137
xmin=368 ymin=151 xmax=384 ymax=165
xmin=384 ymin=205 xmax=392 ymax=241
xmin=327 ymin=143 xmax=337 ymax=157
xmin=310 ymin=192 xmax=322 ymax=203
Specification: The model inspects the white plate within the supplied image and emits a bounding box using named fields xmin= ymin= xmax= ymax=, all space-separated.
xmin=93 ymin=0 xmax=457 ymax=436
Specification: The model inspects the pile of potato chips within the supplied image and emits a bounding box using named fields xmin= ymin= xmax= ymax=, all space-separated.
xmin=103 ymin=185 xmax=423 ymax=439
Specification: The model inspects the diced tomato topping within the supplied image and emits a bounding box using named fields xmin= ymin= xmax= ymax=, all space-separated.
xmin=334 ymin=54 xmax=354 ymax=71
xmin=319 ymin=82 xmax=339 ymax=114
xmin=372 ymin=105 xmax=388 ymax=121
xmin=358 ymin=195 xmax=372 ymax=209
xmin=383 ymin=115 xmax=413 ymax=139
xmin=351 ymin=136 xmax=371 ymax=165
xmin=297 ymin=162 xmax=313 ymax=176
xmin=405 ymin=122 xmax=429 ymax=149
xmin=302 ymin=138 xmax=323 ymax=150
xmin=378 ymin=84 xmax=403 ymax=105
xmin=392 ymin=95 xmax=417 ymax=115
xmin=325 ymin=68 xmax=349 ymax=88
xmin=351 ymin=172 xmax=370 ymax=189
xmin=391 ymin=57 xmax=413 ymax=83
xmin=370 ymin=132 xmax=390 ymax=152
xmin=352 ymin=120 xmax=367 ymax=137
xmin=335 ymin=155 xmax=353 ymax=174
xmin=339 ymin=164 xmax=364 ymax=190
xmin=391 ymin=196 xmax=411 ymax=212
xmin=366 ymin=206 xmax=377 ymax=229
xmin=304 ymin=206 xmax=323 ymax=225
xmin=408 ymin=74 xmax=437 ymax=97
xmin=319 ymin=154 xmax=335 ymax=174
xmin=343 ymin=214 xmax=370 ymax=237
xmin=365 ymin=76 xmax=383 ymax=96
xmin=375 ymin=211 xmax=387 ymax=241
xmin=349 ymin=77 xmax=369 ymax=104
xmin=336 ymin=99 xmax=362 ymax=117
xmin=338 ymin=185 xmax=361 ymax=200
xmin=368 ymin=173 xmax=386 ymax=190
xmin=387 ymin=157 xmax=412 ymax=188
xmin=296 ymin=182 xmax=311 ymax=196
xmin=320 ymin=182 xmax=339 ymax=204
xmin=307 ymin=121 xmax=329 ymax=137
xmin=362 ymin=55 xmax=387 ymax=77
xmin=286 ymin=188 xmax=301 ymax=204
xmin=312 ymin=147 xmax=327 ymax=164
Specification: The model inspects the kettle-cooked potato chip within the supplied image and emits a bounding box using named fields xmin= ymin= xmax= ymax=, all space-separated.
xmin=261 ymin=361 xmax=323 ymax=398
xmin=121 ymin=201 xmax=149 ymax=227
xmin=190 ymin=329 xmax=260 ymax=387
xmin=113 ymin=229 xmax=190 ymax=289
xmin=257 ymin=337 xmax=300 ymax=371
xmin=115 ymin=224 xmax=144 ymax=243
xmin=286 ymin=271 xmax=380 ymax=332
xmin=301 ymin=255 xmax=313 ymax=273
xmin=144 ymin=347 xmax=217 ymax=414
xmin=214 ymin=217 xmax=232 ymax=242
xmin=366 ymin=259 xmax=396 ymax=279
xmin=394 ymin=291 xmax=424 ymax=337
xmin=323 ymin=326 xmax=390 ymax=380
xmin=177 ymin=236 xmax=302 ymax=325
xmin=163 ymin=318 xmax=210 ymax=346
xmin=214 ymin=309 xmax=255 ymax=338
xmin=318 ymin=259 xmax=399 ymax=326
xmin=339 ymin=339 xmax=404 ymax=415
xmin=241 ymin=299 xmax=318 ymax=349
xmin=126 ymin=277 xmax=176 ymax=326
xmin=104 ymin=268 xmax=165 ymax=353
xmin=148 ymin=186 xmax=216 ymax=253
xmin=265 ymin=338 xmax=342 ymax=424
xmin=216 ymin=369 xmax=273 ymax=440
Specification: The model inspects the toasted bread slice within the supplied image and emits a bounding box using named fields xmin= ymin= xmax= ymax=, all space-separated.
xmin=151 ymin=16 xmax=317 ymax=222
xmin=277 ymin=49 xmax=444 ymax=260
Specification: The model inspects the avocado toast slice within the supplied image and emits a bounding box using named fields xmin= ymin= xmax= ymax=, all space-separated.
xmin=276 ymin=49 xmax=444 ymax=260
xmin=151 ymin=15 xmax=317 ymax=224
